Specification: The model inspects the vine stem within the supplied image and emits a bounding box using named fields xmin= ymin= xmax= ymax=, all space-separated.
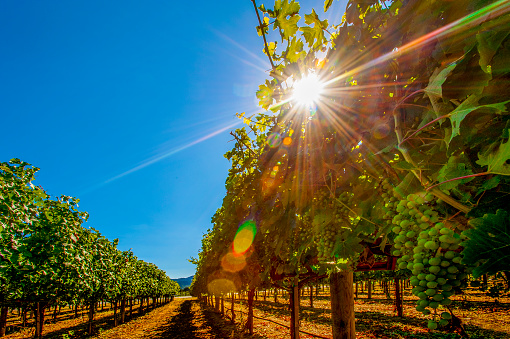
xmin=230 ymin=131 xmax=257 ymax=157
xmin=425 ymin=172 xmax=490 ymax=191
xmin=251 ymin=0 xmax=276 ymax=71
xmin=392 ymin=93 xmax=470 ymax=214
xmin=399 ymin=113 xmax=450 ymax=146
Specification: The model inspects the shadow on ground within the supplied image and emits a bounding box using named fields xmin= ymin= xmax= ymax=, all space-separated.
xmin=144 ymin=299 xmax=268 ymax=339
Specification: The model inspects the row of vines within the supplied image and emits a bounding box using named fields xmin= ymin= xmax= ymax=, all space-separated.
xmin=0 ymin=159 xmax=180 ymax=338
xmin=191 ymin=0 xmax=510 ymax=338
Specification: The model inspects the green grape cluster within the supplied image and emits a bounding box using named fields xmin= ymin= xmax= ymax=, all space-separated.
xmin=334 ymin=191 xmax=352 ymax=219
xmin=389 ymin=191 xmax=469 ymax=329
xmin=293 ymin=214 xmax=313 ymax=249
xmin=379 ymin=178 xmax=399 ymax=224
xmin=316 ymin=222 xmax=338 ymax=261
xmin=311 ymin=189 xmax=353 ymax=262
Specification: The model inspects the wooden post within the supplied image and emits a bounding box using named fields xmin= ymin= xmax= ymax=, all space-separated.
xmin=120 ymin=298 xmax=126 ymax=324
xmin=247 ymin=289 xmax=255 ymax=335
xmin=215 ymin=296 xmax=220 ymax=312
xmin=330 ymin=271 xmax=355 ymax=339
xmin=0 ymin=306 xmax=8 ymax=337
xmin=221 ymin=296 xmax=225 ymax=316
xmin=289 ymin=277 xmax=300 ymax=339
xmin=394 ymin=277 xmax=403 ymax=317
xmin=274 ymin=288 xmax=278 ymax=304
xmin=309 ymin=285 xmax=314 ymax=308
xmin=231 ymin=293 xmax=236 ymax=324
xmin=367 ymin=280 xmax=372 ymax=299
xmin=88 ymin=301 xmax=95 ymax=335
xmin=113 ymin=301 xmax=118 ymax=327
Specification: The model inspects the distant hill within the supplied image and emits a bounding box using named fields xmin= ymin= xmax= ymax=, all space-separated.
xmin=173 ymin=275 xmax=194 ymax=289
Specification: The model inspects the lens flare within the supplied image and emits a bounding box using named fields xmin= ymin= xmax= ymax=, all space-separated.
xmin=267 ymin=133 xmax=282 ymax=148
xmin=207 ymin=278 xmax=237 ymax=295
xmin=292 ymin=73 xmax=325 ymax=107
xmin=233 ymin=220 xmax=257 ymax=254
xmin=221 ymin=251 xmax=247 ymax=272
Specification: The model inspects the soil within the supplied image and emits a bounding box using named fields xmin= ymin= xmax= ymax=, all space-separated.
xmin=2 ymin=287 xmax=509 ymax=339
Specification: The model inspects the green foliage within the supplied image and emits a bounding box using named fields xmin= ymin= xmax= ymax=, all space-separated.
xmin=0 ymin=159 xmax=178 ymax=310
xmin=192 ymin=0 xmax=510 ymax=323
xmin=462 ymin=209 xmax=510 ymax=278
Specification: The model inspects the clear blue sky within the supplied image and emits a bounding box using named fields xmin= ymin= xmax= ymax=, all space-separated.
xmin=0 ymin=0 xmax=346 ymax=279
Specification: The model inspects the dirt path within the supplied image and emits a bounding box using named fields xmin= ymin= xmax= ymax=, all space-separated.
xmin=93 ymin=298 xmax=237 ymax=339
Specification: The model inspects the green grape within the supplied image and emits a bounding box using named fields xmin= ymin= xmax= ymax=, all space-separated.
xmin=429 ymin=266 xmax=441 ymax=274
xmin=432 ymin=294 xmax=444 ymax=301
xmin=440 ymin=261 xmax=450 ymax=267
xmin=429 ymin=257 xmax=441 ymax=266
xmin=417 ymin=273 xmax=426 ymax=280
xmin=439 ymin=319 xmax=449 ymax=326
xmin=419 ymin=280 xmax=428 ymax=287
xmin=447 ymin=266 xmax=459 ymax=274
xmin=392 ymin=226 xmax=401 ymax=233
xmin=422 ymin=309 xmax=431 ymax=315
xmin=424 ymin=241 xmax=438 ymax=250
xmin=444 ymin=251 xmax=455 ymax=259
xmin=439 ymin=234 xmax=449 ymax=243
xmin=428 ymin=320 xmax=438 ymax=330
xmin=440 ymin=227 xmax=450 ymax=235
xmin=422 ymin=194 xmax=432 ymax=203
xmin=426 ymin=274 xmax=436 ymax=282
xmin=437 ymin=278 xmax=447 ymax=285
xmin=400 ymin=220 xmax=411 ymax=228
xmin=426 ymin=281 xmax=438 ymax=288
xmin=425 ymin=288 xmax=436 ymax=296
xmin=441 ymin=312 xmax=452 ymax=320
xmin=414 ymin=263 xmax=424 ymax=271
xmin=418 ymin=292 xmax=427 ymax=300
xmin=418 ymin=300 xmax=429 ymax=307
xmin=429 ymin=301 xmax=439 ymax=309
xmin=440 ymin=298 xmax=452 ymax=306
xmin=413 ymin=246 xmax=424 ymax=253
xmin=440 ymin=242 xmax=450 ymax=249
xmin=393 ymin=250 xmax=401 ymax=256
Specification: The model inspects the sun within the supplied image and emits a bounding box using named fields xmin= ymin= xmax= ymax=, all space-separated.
xmin=291 ymin=73 xmax=325 ymax=107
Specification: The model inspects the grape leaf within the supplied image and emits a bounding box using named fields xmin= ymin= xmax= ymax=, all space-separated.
xmin=324 ymin=0 xmax=334 ymax=12
xmin=476 ymin=176 xmax=501 ymax=195
xmin=286 ymin=37 xmax=305 ymax=63
xmin=476 ymin=25 xmax=510 ymax=73
xmin=300 ymin=9 xmax=328 ymax=49
xmin=424 ymin=63 xmax=457 ymax=98
xmin=476 ymin=134 xmax=510 ymax=175
xmin=436 ymin=155 xmax=474 ymax=190
xmin=447 ymin=95 xmax=510 ymax=145
xmin=274 ymin=0 xmax=300 ymax=40
xmin=462 ymin=209 xmax=510 ymax=278
xmin=256 ymin=80 xmax=275 ymax=110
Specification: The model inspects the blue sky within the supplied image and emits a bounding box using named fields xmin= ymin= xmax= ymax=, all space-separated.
xmin=1 ymin=0 xmax=346 ymax=279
